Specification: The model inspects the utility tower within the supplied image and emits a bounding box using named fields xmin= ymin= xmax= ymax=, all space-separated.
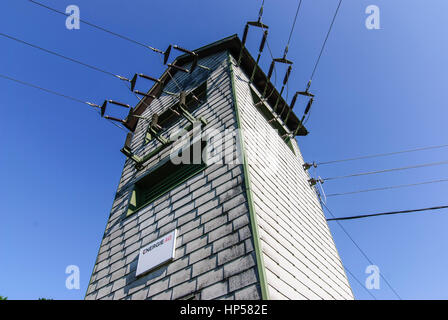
xmin=85 ymin=35 xmax=354 ymax=300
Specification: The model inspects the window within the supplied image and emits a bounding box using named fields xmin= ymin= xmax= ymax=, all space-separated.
xmin=127 ymin=144 xmax=207 ymax=217
xmin=249 ymin=86 xmax=295 ymax=154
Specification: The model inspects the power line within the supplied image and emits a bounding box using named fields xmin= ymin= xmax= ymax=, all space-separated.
xmin=27 ymin=0 xmax=164 ymax=54
xmin=284 ymin=0 xmax=303 ymax=57
xmin=2 ymin=13 xmax=212 ymax=122
xmin=326 ymin=205 xmax=448 ymax=222
xmin=0 ymin=31 xmax=144 ymax=130
xmin=309 ymin=0 xmax=343 ymax=83
xmin=0 ymin=73 xmax=128 ymax=132
xmin=258 ymin=13 xmax=278 ymax=92
xmin=276 ymin=0 xmax=303 ymax=103
xmin=0 ymin=31 xmax=200 ymax=116
xmin=0 ymin=32 xmax=128 ymax=81
xmin=0 ymin=73 xmax=89 ymax=105
xmin=326 ymin=178 xmax=448 ymax=197
xmin=316 ymin=144 xmax=448 ymax=166
xmin=321 ymin=201 xmax=402 ymax=299
xmin=322 ymin=160 xmax=448 ymax=182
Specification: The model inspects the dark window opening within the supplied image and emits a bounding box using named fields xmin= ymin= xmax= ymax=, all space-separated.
xmin=127 ymin=140 xmax=207 ymax=217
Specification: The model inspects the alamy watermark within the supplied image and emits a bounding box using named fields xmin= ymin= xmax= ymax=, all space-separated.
xmin=65 ymin=265 xmax=80 ymax=290
xmin=65 ymin=5 xmax=80 ymax=30
xmin=365 ymin=5 xmax=381 ymax=30
xmin=167 ymin=121 xmax=282 ymax=178
xmin=365 ymin=265 xmax=380 ymax=290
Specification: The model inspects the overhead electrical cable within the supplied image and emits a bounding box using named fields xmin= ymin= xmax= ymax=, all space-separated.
xmin=0 ymin=31 xmax=184 ymax=116
xmin=0 ymin=73 xmax=88 ymax=105
xmin=316 ymin=144 xmax=448 ymax=166
xmin=0 ymin=32 xmax=130 ymax=82
xmin=271 ymin=0 xmax=303 ymax=105
xmin=320 ymin=201 xmax=403 ymax=299
xmin=27 ymin=0 xmax=209 ymax=72
xmin=326 ymin=205 xmax=448 ymax=222
xmin=308 ymin=0 xmax=342 ymax=84
xmin=326 ymin=178 xmax=448 ymax=198
xmin=284 ymin=0 xmax=338 ymax=136
xmin=322 ymin=160 xmax=448 ymax=182
xmin=0 ymin=73 xmax=127 ymax=131
xmin=27 ymin=0 xmax=164 ymax=54
xmin=283 ymin=0 xmax=303 ymax=57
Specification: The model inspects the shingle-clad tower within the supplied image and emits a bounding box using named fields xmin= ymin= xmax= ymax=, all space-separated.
xmin=85 ymin=35 xmax=354 ymax=300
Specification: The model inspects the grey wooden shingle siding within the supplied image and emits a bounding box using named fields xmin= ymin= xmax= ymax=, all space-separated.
xmin=229 ymin=54 xmax=354 ymax=300
xmin=85 ymin=51 xmax=262 ymax=300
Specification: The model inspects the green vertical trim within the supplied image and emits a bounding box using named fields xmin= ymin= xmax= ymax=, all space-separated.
xmin=227 ymin=52 xmax=270 ymax=300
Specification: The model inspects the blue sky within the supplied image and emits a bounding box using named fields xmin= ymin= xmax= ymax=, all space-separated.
xmin=1 ymin=0 xmax=447 ymax=300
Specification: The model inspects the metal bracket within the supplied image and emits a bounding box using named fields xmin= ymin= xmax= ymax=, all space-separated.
xmin=272 ymin=65 xmax=292 ymax=112
xmin=249 ymin=30 xmax=268 ymax=83
xmin=262 ymin=57 xmax=293 ymax=98
xmin=131 ymin=73 xmax=162 ymax=92
xmin=303 ymin=162 xmax=317 ymax=171
xmin=238 ymin=20 xmax=269 ymax=66
xmin=308 ymin=177 xmax=324 ymax=187
xmin=120 ymin=133 xmax=142 ymax=165
xmin=164 ymin=45 xmax=200 ymax=73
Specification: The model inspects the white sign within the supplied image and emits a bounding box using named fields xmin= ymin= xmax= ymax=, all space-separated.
xmin=136 ymin=229 xmax=177 ymax=277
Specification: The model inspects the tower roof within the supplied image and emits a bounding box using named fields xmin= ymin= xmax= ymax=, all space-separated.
xmin=125 ymin=34 xmax=307 ymax=136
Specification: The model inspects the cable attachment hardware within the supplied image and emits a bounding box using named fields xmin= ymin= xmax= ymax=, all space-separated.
xmin=284 ymin=86 xmax=315 ymax=121
xmin=102 ymin=101 xmax=133 ymax=126
xmin=163 ymin=45 xmax=172 ymax=64
xmin=261 ymin=57 xmax=293 ymax=98
xmin=120 ymin=132 xmax=143 ymax=166
xmin=282 ymin=81 xmax=316 ymax=135
xmin=130 ymin=73 xmax=162 ymax=91
xmin=165 ymin=45 xmax=200 ymax=73
xmin=134 ymin=90 xmax=157 ymax=99
xmin=249 ymin=30 xmax=268 ymax=83
xmin=95 ymin=100 xmax=119 ymax=118
xmin=115 ymin=75 xmax=130 ymax=82
xmin=308 ymin=177 xmax=324 ymax=187
xmin=272 ymin=65 xmax=293 ymax=114
xmin=86 ymin=101 xmax=107 ymax=118
xmin=104 ymin=115 xmax=127 ymax=124
xmin=303 ymin=162 xmax=317 ymax=171
xmin=238 ymin=19 xmax=269 ymax=65
xmin=108 ymin=100 xmax=131 ymax=109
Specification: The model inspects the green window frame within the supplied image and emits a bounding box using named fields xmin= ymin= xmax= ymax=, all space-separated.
xmin=127 ymin=135 xmax=207 ymax=217
xmin=127 ymin=159 xmax=206 ymax=217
